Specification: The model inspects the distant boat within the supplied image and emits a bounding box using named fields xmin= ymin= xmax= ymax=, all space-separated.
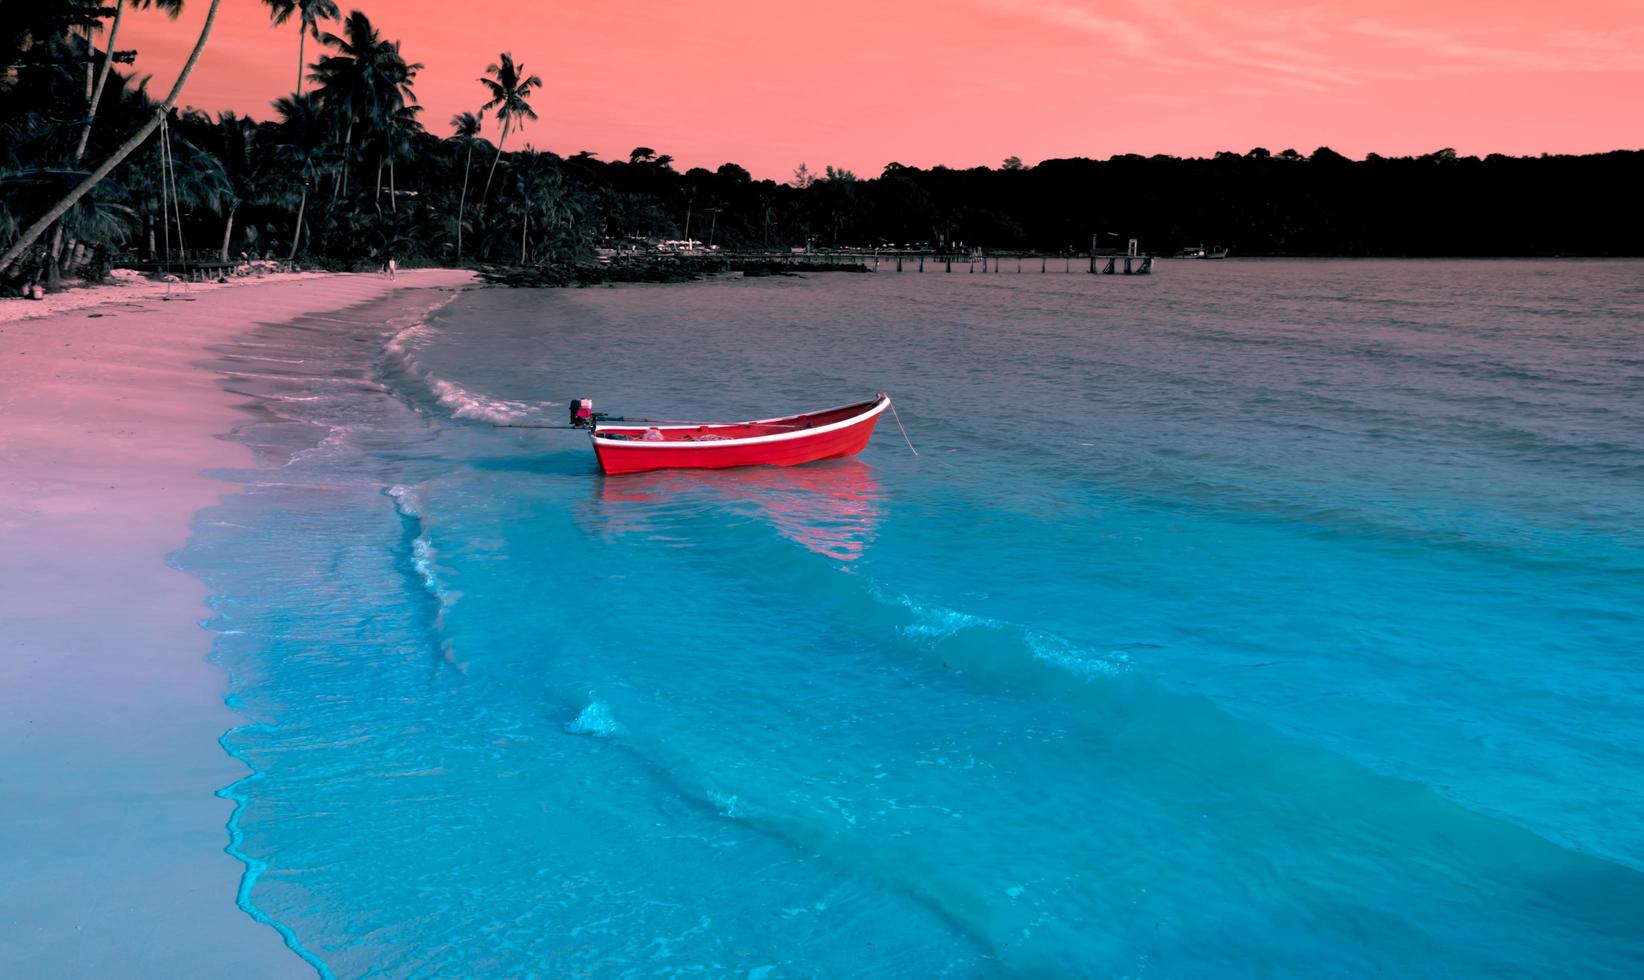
xmin=1174 ymin=244 xmax=1230 ymax=259
xmin=578 ymin=394 xmax=890 ymax=475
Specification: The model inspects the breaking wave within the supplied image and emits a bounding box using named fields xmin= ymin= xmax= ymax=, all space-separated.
xmin=888 ymin=592 xmax=1133 ymax=682
xmin=382 ymin=316 xmax=552 ymax=424
xmin=428 ymin=377 xmax=539 ymax=423
xmin=386 ymin=483 xmax=422 ymax=519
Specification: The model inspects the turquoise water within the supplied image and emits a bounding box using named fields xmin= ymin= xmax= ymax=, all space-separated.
xmin=181 ymin=261 xmax=1644 ymax=977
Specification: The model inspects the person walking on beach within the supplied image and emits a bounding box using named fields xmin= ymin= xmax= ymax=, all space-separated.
xmin=387 ymin=257 xmax=397 ymax=279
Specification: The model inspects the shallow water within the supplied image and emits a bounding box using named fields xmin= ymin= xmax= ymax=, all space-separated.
xmin=181 ymin=261 xmax=1644 ymax=977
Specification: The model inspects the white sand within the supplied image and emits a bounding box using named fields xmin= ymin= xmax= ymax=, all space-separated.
xmin=0 ymin=269 xmax=476 ymax=977
xmin=0 ymin=268 xmax=335 ymax=325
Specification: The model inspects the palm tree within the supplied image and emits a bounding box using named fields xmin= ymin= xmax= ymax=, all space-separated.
xmin=52 ymin=1 xmax=186 ymax=278
xmin=376 ymin=103 xmax=421 ymax=213
xmin=0 ymin=0 xmax=225 ymax=276
xmin=309 ymin=12 xmax=419 ymax=204
xmin=204 ymin=110 xmax=258 ymax=260
xmin=270 ymin=91 xmax=326 ymax=260
xmin=477 ymin=53 xmax=540 ymax=208
xmin=447 ymin=111 xmax=483 ymax=260
xmin=261 ymin=0 xmax=340 ymax=95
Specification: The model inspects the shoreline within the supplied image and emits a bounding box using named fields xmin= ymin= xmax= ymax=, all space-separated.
xmin=0 ymin=269 xmax=475 ymax=977
xmin=0 ymin=268 xmax=346 ymax=324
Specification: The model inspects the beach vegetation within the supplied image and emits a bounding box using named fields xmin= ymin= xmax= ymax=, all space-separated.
xmin=0 ymin=0 xmax=223 ymax=282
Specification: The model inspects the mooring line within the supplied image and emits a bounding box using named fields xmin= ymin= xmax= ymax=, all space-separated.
xmin=887 ymin=398 xmax=919 ymax=456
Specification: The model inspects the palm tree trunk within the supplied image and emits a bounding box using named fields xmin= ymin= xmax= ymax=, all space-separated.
xmin=288 ymin=186 xmax=307 ymax=262
xmin=329 ymin=124 xmax=341 ymax=198
xmin=219 ymin=204 xmax=237 ymax=262
xmin=49 ymin=25 xmax=100 ymax=273
xmin=338 ymin=118 xmax=353 ymax=198
xmin=480 ymin=118 xmax=509 ymax=208
xmin=389 ymin=157 xmax=397 ymax=212
xmin=0 ymin=0 xmax=224 ymax=276
xmin=82 ymin=29 xmax=95 ymax=106
xmin=47 ymin=225 xmax=66 ymax=282
xmin=296 ymin=27 xmax=305 ymax=95
xmin=45 ymin=230 xmax=64 ymax=288
xmin=520 ymin=210 xmax=527 ymax=264
xmin=456 ymin=142 xmax=473 ymax=259
xmin=76 ymin=2 xmax=125 ymax=162
xmin=375 ymin=156 xmax=383 ymax=214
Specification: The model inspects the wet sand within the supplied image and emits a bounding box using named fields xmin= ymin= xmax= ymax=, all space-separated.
xmin=0 ymin=269 xmax=475 ymax=977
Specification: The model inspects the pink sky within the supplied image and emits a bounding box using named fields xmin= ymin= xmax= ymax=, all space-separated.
xmin=124 ymin=0 xmax=1644 ymax=179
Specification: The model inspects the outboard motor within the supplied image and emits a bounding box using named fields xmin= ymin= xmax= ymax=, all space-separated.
xmin=569 ymin=397 xmax=594 ymax=428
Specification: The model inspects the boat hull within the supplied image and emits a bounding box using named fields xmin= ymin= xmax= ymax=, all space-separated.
xmin=591 ymin=396 xmax=888 ymax=475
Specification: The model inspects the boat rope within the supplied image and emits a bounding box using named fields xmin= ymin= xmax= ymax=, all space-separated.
xmin=163 ymin=115 xmax=186 ymax=263
xmin=887 ymin=398 xmax=918 ymax=456
xmin=158 ymin=116 xmax=171 ymax=267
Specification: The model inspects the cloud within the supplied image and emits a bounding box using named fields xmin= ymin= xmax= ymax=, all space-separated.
xmin=995 ymin=1 xmax=1644 ymax=91
xmin=1349 ymin=18 xmax=1644 ymax=74
xmin=1034 ymin=4 xmax=1164 ymax=61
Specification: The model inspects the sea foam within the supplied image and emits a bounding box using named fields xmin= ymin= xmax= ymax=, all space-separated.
xmin=565 ymin=700 xmax=623 ymax=738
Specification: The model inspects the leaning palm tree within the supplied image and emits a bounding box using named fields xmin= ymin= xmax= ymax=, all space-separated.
xmin=447 ymin=110 xmax=483 ymax=259
xmin=0 ymin=0 xmax=224 ymax=276
xmin=477 ymin=53 xmax=541 ymax=208
xmin=261 ymin=0 xmax=340 ymax=95
xmin=52 ymin=0 xmax=186 ymax=278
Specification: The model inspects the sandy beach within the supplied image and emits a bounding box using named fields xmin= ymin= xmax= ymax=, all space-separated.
xmin=0 ymin=269 xmax=475 ymax=978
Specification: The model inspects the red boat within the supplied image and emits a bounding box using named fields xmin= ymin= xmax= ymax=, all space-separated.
xmin=584 ymin=394 xmax=890 ymax=475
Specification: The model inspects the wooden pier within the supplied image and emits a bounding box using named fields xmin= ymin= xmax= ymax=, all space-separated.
xmin=697 ymin=244 xmax=1154 ymax=276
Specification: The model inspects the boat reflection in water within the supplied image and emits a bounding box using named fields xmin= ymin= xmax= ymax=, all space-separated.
xmin=592 ymin=459 xmax=883 ymax=562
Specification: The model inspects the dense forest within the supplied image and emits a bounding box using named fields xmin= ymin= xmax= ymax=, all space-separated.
xmin=4 ymin=2 xmax=1641 ymax=289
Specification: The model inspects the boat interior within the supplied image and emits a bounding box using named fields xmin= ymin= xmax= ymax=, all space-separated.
xmin=593 ymin=398 xmax=881 ymax=443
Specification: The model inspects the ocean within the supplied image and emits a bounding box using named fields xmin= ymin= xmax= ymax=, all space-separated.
xmin=179 ymin=260 xmax=1644 ymax=977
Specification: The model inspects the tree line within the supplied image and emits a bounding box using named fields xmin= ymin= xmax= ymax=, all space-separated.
xmin=4 ymin=2 xmax=1641 ymax=288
